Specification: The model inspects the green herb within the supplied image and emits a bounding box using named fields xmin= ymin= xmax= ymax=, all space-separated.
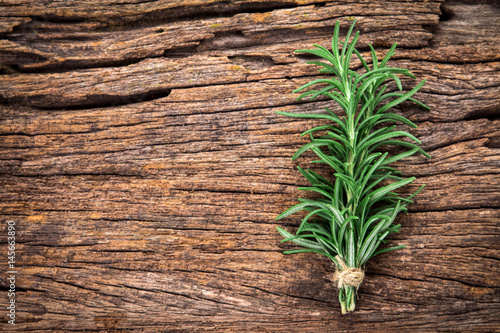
xmin=276 ymin=20 xmax=430 ymax=314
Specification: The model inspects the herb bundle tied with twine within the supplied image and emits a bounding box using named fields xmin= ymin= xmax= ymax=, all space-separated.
xmin=276 ymin=20 xmax=430 ymax=314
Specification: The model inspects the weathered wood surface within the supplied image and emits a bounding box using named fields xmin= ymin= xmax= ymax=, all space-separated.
xmin=0 ymin=0 xmax=499 ymax=331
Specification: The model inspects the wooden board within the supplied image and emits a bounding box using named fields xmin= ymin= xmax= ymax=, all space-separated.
xmin=0 ymin=0 xmax=499 ymax=331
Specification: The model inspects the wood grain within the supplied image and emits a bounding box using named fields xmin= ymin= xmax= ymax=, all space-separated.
xmin=0 ymin=0 xmax=499 ymax=331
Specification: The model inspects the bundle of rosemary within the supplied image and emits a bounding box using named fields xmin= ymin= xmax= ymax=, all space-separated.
xmin=276 ymin=20 xmax=430 ymax=314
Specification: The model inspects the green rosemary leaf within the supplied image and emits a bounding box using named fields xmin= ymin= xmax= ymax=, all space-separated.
xmin=313 ymin=140 xmax=346 ymax=161
xmin=275 ymin=111 xmax=346 ymax=129
xmin=295 ymin=47 xmax=338 ymax=68
xmin=360 ymin=172 xmax=393 ymax=198
xmin=334 ymin=173 xmax=358 ymax=195
xmin=376 ymin=79 xmax=426 ymax=113
xmin=388 ymin=72 xmax=403 ymax=91
xmin=379 ymin=200 xmax=402 ymax=230
xmin=318 ymin=92 xmax=350 ymax=111
xmin=297 ymin=209 xmax=327 ymax=234
xmin=385 ymin=224 xmax=402 ymax=234
xmin=374 ymin=84 xmax=388 ymax=106
xmin=353 ymin=48 xmax=370 ymax=72
xmin=356 ymin=177 xmax=414 ymax=221
xmin=310 ymin=86 xmax=343 ymax=102
xmin=378 ymin=92 xmax=431 ymax=110
xmin=297 ymin=166 xmax=320 ymax=185
xmin=378 ymin=230 xmax=391 ymax=243
xmin=366 ymin=177 xmax=416 ymax=206
xmin=346 ymin=229 xmax=356 ymax=267
xmin=340 ymin=20 xmax=357 ymax=69
xmin=327 ymin=204 xmax=344 ymax=225
xmin=357 ymin=125 xmax=398 ymax=147
xmin=291 ymin=141 xmax=330 ymax=161
xmin=357 ymin=114 xmax=382 ymax=133
xmin=337 ymin=216 xmax=350 ymax=253
xmin=358 ymin=201 xmax=401 ymax=263
xmin=298 ymin=187 xmax=335 ymax=201
xmin=317 ymin=236 xmax=339 ymax=255
xmin=358 ymin=235 xmax=378 ymax=265
xmin=407 ymin=184 xmax=426 ymax=200
xmin=299 ymin=222 xmax=332 ymax=238
xmin=295 ymin=90 xmax=320 ymax=101
xmin=306 ymin=61 xmax=341 ymax=76
xmin=283 ymin=249 xmax=337 ymax=261
xmin=277 ymin=227 xmax=325 ymax=251
xmin=376 ymin=113 xmax=418 ymax=128
xmin=300 ymin=125 xmax=338 ymax=137
xmin=354 ymin=75 xmax=387 ymax=108
xmin=307 ymin=168 xmax=336 ymax=188
xmin=313 ymin=44 xmax=340 ymax=67
xmin=357 ymin=130 xmax=421 ymax=153
xmin=369 ymin=139 xmax=431 ymax=158
xmin=276 ymin=202 xmax=315 ymax=220
xmin=354 ymin=152 xmax=383 ymax=180
xmin=369 ymin=45 xmax=378 ymax=70
xmin=293 ymin=78 xmax=343 ymax=94
xmin=324 ymin=109 xmax=349 ymax=134
xmin=331 ymin=21 xmax=341 ymax=63
xmin=370 ymin=244 xmax=406 ymax=259
xmin=358 ymin=215 xmax=391 ymax=247
xmin=343 ymin=31 xmax=360 ymax=78
xmin=325 ymin=131 xmax=353 ymax=149
xmin=297 ymin=198 xmax=331 ymax=209
xmin=354 ymin=67 xmax=412 ymax=86
xmin=357 ymin=152 xmax=389 ymax=194
xmin=282 ymin=232 xmax=337 ymax=250
xmin=309 ymin=209 xmax=333 ymax=222
xmin=382 ymin=148 xmax=419 ymax=165
xmin=310 ymin=147 xmax=345 ymax=174
xmin=379 ymin=43 xmax=397 ymax=68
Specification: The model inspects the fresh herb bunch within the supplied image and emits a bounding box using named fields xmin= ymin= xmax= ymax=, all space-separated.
xmin=276 ymin=20 xmax=430 ymax=314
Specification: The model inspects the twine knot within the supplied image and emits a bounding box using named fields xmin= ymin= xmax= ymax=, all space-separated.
xmin=333 ymin=255 xmax=365 ymax=289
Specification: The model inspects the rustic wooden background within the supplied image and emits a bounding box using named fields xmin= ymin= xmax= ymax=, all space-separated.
xmin=1 ymin=0 xmax=499 ymax=331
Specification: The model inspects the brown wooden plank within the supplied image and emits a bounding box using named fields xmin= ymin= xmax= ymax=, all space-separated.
xmin=1 ymin=0 xmax=499 ymax=331
xmin=1 ymin=1 xmax=442 ymax=70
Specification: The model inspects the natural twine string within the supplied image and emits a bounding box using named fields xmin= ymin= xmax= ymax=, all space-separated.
xmin=333 ymin=255 xmax=365 ymax=289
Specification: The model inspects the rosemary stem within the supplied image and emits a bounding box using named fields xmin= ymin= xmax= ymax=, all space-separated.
xmin=339 ymin=286 xmax=357 ymax=314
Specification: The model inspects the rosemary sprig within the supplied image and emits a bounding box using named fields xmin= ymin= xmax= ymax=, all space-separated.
xmin=276 ymin=20 xmax=430 ymax=314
